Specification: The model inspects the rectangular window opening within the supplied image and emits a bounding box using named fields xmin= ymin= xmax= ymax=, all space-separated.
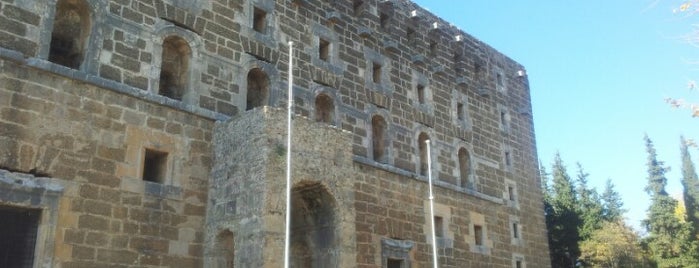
xmin=429 ymin=41 xmax=437 ymax=56
xmin=497 ymin=73 xmax=503 ymax=86
xmin=143 ymin=148 xmax=168 ymax=183
xmin=474 ymin=225 xmax=483 ymax=246
xmin=516 ymin=260 xmax=523 ymax=268
xmin=508 ymin=185 xmax=515 ymax=201
xmin=380 ymin=12 xmax=389 ymax=28
xmin=505 ymin=151 xmax=512 ymax=167
xmin=417 ymin=85 xmax=425 ymax=104
xmin=457 ymin=102 xmax=465 ymax=120
xmin=513 ymin=222 xmax=519 ymax=238
xmin=319 ymin=38 xmax=330 ymax=61
xmin=434 ymin=216 xmax=444 ymax=237
xmin=353 ymin=0 xmax=364 ymax=15
xmin=407 ymin=28 xmax=416 ymax=43
xmin=372 ymin=62 xmax=382 ymax=84
xmin=0 ymin=205 xmax=41 ymax=268
xmin=387 ymin=258 xmax=403 ymax=268
xmin=253 ymin=7 xmax=267 ymax=33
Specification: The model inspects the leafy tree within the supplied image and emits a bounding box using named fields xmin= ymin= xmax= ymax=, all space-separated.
xmin=575 ymin=163 xmax=604 ymax=240
xmin=546 ymin=153 xmax=581 ymax=268
xmin=579 ymin=220 xmax=650 ymax=268
xmin=642 ymin=135 xmax=696 ymax=267
xmin=680 ymin=136 xmax=699 ymax=240
xmin=601 ymin=179 xmax=626 ymax=222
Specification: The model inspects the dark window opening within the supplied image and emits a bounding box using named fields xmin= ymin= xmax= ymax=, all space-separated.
xmin=253 ymin=7 xmax=267 ymax=33
xmin=457 ymin=102 xmax=465 ymax=120
xmin=291 ymin=183 xmax=338 ymax=268
xmin=0 ymin=206 xmax=41 ymax=268
xmin=516 ymin=260 xmax=523 ymax=268
xmin=497 ymin=72 xmax=504 ymax=86
xmin=353 ymin=0 xmax=364 ymax=15
xmin=319 ymin=38 xmax=330 ymax=61
xmin=505 ymin=151 xmax=512 ymax=167
xmin=372 ymin=115 xmax=387 ymax=163
xmin=315 ymin=94 xmax=334 ymax=124
xmin=387 ymin=258 xmax=403 ymax=268
xmin=49 ymin=0 xmax=91 ymax=69
xmin=406 ymin=28 xmax=416 ymax=43
xmin=418 ymin=132 xmax=429 ymax=176
xmin=474 ymin=225 xmax=483 ymax=246
xmin=417 ymin=85 xmax=425 ymax=104
xmin=512 ymin=223 xmax=519 ymax=239
xmin=372 ymin=62 xmax=382 ymax=84
xmin=458 ymin=148 xmax=471 ymax=185
xmin=142 ymin=149 xmax=168 ymax=183
xmin=434 ymin=216 xmax=444 ymax=238
xmin=508 ymin=185 xmax=515 ymax=201
xmin=429 ymin=41 xmax=437 ymax=56
xmin=380 ymin=12 xmax=389 ymax=29
xmin=159 ymin=35 xmax=191 ymax=100
xmin=246 ymin=68 xmax=270 ymax=111
xmin=216 ymin=230 xmax=235 ymax=268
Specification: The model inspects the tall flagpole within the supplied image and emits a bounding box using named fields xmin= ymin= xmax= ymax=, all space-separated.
xmin=426 ymin=140 xmax=439 ymax=268
xmin=283 ymin=41 xmax=294 ymax=268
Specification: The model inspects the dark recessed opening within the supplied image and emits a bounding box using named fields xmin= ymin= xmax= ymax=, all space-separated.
xmin=387 ymin=258 xmax=403 ymax=268
xmin=516 ymin=260 xmax=523 ymax=268
xmin=508 ymin=185 xmax=515 ymax=201
xmin=429 ymin=41 xmax=437 ymax=56
xmin=372 ymin=62 xmax=381 ymax=84
xmin=505 ymin=151 xmax=512 ymax=167
xmin=0 ymin=205 xmax=41 ymax=268
xmin=253 ymin=7 xmax=267 ymax=33
xmin=315 ymin=94 xmax=334 ymax=124
xmin=434 ymin=216 xmax=444 ymax=237
xmin=474 ymin=225 xmax=483 ymax=246
xmin=353 ymin=0 xmax=364 ymax=15
xmin=406 ymin=28 xmax=416 ymax=43
xmin=319 ymin=38 xmax=330 ymax=61
xmin=513 ymin=222 xmax=519 ymax=238
xmin=142 ymin=149 xmax=168 ymax=183
xmin=380 ymin=12 xmax=389 ymax=28
xmin=457 ymin=102 xmax=464 ymax=120
xmin=417 ymin=85 xmax=425 ymax=104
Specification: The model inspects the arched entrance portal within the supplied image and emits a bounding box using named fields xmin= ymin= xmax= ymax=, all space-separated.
xmin=290 ymin=182 xmax=339 ymax=268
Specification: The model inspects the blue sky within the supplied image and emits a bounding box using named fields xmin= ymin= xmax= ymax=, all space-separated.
xmin=413 ymin=0 xmax=698 ymax=231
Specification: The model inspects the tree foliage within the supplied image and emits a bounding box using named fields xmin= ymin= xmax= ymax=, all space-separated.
xmin=546 ymin=153 xmax=581 ymax=267
xmin=681 ymin=136 xmax=699 ymax=240
xmin=601 ymin=179 xmax=626 ymax=222
xmin=642 ymin=135 xmax=699 ymax=267
xmin=579 ymin=221 xmax=650 ymax=268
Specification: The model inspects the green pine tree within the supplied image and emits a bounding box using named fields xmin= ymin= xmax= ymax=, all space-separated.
xmin=546 ymin=153 xmax=581 ymax=268
xmin=643 ymin=135 xmax=693 ymax=267
xmin=601 ymin=178 xmax=626 ymax=222
xmin=575 ymin=163 xmax=604 ymax=241
xmin=680 ymin=136 xmax=699 ymax=240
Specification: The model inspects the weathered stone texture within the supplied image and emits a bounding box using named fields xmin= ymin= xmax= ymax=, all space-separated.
xmin=0 ymin=0 xmax=550 ymax=267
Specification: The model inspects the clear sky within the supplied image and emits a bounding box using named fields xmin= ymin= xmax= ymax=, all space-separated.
xmin=413 ymin=0 xmax=698 ymax=231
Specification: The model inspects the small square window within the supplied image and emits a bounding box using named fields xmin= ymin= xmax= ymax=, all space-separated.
xmin=474 ymin=225 xmax=483 ymax=246
xmin=143 ymin=149 xmax=168 ymax=183
xmin=417 ymin=85 xmax=425 ymax=104
xmin=372 ymin=62 xmax=382 ymax=83
xmin=253 ymin=7 xmax=267 ymax=33
xmin=512 ymin=222 xmax=519 ymax=238
xmin=319 ymin=38 xmax=330 ymax=61
xmin=387 ymin=258 xmax=402 ymax=268
xmin=457 ymin=102 xmax=465 ymax=120
xmin=434 ymin=216 xmax=444 ymax=237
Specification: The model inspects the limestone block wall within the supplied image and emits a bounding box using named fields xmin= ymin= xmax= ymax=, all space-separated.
xmin=206 ymin=108 xmax=357 ymax=268
xmin=0 ymin=57 xmax=215 ymax=267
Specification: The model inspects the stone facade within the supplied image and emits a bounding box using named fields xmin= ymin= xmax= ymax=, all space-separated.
xmin=0 ymin=0 xmax=550 ymax=267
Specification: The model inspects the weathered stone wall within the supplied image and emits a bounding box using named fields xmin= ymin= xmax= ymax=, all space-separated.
xmin=0 ymin=57 xmax=215 ymax=267
xmin=0 ymin=0 xmax=550 ymax=267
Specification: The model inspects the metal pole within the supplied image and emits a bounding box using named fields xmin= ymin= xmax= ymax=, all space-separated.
xmin=426 ymin=140 xmax=439 ymax=268
xmin=283 ymin=41 xmax=294 ymax=268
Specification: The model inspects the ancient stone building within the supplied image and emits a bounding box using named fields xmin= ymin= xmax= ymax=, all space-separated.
xmin=0 ymin=0 xmax=551 ymax=267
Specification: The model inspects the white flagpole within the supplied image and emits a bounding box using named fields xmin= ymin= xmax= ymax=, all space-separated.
xmin=283 ymin=41 xmax=294 ymax=268
xmin=426 ymin=140 xmax=439 ymax=268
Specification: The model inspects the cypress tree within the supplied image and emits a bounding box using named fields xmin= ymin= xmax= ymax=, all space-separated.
xmin=680 ymin=136 xmax=699 ymax=240
xmin=642 ymin=135 xmax=688 ymax=267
